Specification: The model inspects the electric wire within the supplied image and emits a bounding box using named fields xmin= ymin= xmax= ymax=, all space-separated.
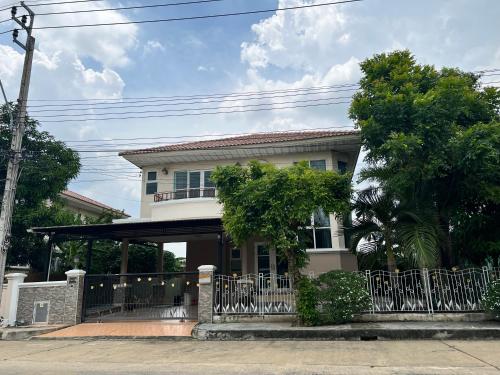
xmin=0 ymin=0 xmax=364 ymax=34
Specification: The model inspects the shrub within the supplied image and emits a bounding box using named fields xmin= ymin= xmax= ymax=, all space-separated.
xmin=296 ymin=277 xmax=320 ymax=326
xmin=317 ymin=271 xmax=371 ymax=324
xmin=482 ymin=280 xmax=500 ymax=319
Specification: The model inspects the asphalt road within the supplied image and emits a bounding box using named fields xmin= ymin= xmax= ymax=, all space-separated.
xmin=1 ymin=339 xmax=500 ymax=374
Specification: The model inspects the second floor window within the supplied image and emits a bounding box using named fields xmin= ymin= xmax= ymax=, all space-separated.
xmin=174 ymin=170 xmax=215 ymax=199
xmin=309 ymin=160 xmax=327 ymax=171
xmin=145 ymin=171 xmax=158 ymax=195
xmin=298 ymin=208 xmax=333 ymax=250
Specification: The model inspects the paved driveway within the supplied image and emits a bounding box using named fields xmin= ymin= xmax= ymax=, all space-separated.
xmin=1 ymin=339 xmax=500 ymax=374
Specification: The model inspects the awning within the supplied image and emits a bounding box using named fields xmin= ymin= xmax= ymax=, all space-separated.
xmin=30 ymin=218 xmax=224 ymax=241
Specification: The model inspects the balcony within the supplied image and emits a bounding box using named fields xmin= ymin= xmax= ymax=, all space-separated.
xmin=154 ymin=187 xmax=216 ymax=203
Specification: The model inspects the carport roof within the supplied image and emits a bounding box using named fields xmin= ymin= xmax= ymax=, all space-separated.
xmin=30 ymin=218 xmax=223 ymax=241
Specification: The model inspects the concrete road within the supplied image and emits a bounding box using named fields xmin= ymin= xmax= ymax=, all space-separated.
xmin=1 ymin=339 xmax=500 ymax=374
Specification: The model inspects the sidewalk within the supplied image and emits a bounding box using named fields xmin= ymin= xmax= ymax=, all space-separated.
xmin=194 ymin=320 xmax=500 ymax=340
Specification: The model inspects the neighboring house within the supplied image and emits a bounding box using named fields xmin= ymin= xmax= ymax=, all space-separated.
xmin=118 ymin=130 xmax=361 ymax=275
xmin=58 ymin=190 xmax=129 ymax=220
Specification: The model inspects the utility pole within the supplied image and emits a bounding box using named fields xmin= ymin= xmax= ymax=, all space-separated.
xmin=0 ymin=2 xmax=35 ymax=305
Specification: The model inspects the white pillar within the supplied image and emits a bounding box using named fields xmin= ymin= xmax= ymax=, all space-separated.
xmin=3 ymin=273 xmax=27 ymax=327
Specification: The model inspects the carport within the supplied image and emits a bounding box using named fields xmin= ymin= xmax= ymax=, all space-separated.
xmin=30 ymin=218 xmax=224 ymax=322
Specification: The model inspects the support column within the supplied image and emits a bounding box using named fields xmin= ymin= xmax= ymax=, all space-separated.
xmin=64 ymin=269 xmax=86 ymax=325
xmin=85 ymin=239 xmax=93 ymax=274
xmin=217 ymin=233 xmax=224 ymax=275
xmin=197 ymin=265 xmax=216 ymax=323
xmin=120 ymin=239 xmax=129 ymax=274
xmin=156 ymin=242 xmax=164 ymax=273
xmin=2 ymin=273 xmax=27 ymax=327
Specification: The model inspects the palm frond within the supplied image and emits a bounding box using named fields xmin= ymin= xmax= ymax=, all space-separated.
xmin=398 ymin=221 xmax=439 ymax=268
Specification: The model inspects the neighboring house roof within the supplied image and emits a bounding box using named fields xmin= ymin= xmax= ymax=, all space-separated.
xmin=59 ymin=190 xmax=130 ymax=218
xmin=119 ymin=130 xmax=360 ymax=156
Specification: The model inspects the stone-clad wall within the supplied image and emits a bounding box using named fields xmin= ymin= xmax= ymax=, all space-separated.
xmin=6 ymin=269 xmax=86 ymax=326
xmin=17 ymin=283 xmax=67 ymax=324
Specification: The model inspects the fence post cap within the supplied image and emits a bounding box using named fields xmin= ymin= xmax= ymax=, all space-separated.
xmin=5 ymin=273 xmax=27 ymax=281
xmin=65 ymin=269 xmax=86 ymax=277
xmin=198 ymin=265 xmax=217 ymax=272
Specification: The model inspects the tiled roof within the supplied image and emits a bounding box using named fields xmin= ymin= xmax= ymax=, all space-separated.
xmin=119 ymin=130 xmax=359 ymax=156
xmin=60 ymin=190 xmax=127 ymax=215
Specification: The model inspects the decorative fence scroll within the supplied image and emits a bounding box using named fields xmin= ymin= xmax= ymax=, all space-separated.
xmin=213 ymin=267 xmax=500 ymax=316
xmin=365 ymin=267 xmax=500 ymax=313
xmin=213 ymin=273 xmax=295 ymax=315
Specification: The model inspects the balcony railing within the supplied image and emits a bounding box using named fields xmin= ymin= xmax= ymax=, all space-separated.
xmin=154 ymin=187 xmax=216 ymax=203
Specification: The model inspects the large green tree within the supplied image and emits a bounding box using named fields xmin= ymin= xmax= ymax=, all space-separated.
xmin=349 ymin=51 xmax=500 ymax=267
xmin=1 ymin=103 xmax=80 ymax=271
xmin=211 ymin=161 xmax=351 ymax=284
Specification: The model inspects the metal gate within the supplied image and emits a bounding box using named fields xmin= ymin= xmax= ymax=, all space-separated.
xmin=213 ymin=273 xmax=296 ymax=315
xmin=83 ymin=272 xmax=198 ymax=322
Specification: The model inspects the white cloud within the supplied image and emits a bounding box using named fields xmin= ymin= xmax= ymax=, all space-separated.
xmin=197 ymin=65 xmax=214 ymax=72
xmin=143 ymin=40 xmax=166 ymax=55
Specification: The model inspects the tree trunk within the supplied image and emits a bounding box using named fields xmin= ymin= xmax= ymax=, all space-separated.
xmin=385 ymin=234 xmax=396 ymax=272
xmin=439 ymin=214 xmax=453 ymax=268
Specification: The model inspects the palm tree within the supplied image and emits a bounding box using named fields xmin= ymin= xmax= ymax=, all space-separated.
xmin=347 ymin=187 xmax=439 ymax=271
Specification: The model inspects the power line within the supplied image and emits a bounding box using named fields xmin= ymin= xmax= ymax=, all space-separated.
xmin=27 ymin=87 xmax=359 ymax=113
xmin=27 ymin=83 xmax=360 ymax=104
xmin=30 ymin=95 xmax=353 ymax=119
xmin=0 ymin=0 xmax=228 ymax=23
xmin=0 ymin=0 xmax=364 ymax=34
xmin=27 ymin=99 xmax=352 ymax=123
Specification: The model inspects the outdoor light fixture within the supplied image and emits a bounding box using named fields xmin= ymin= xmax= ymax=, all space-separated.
xmin=137 ymin=277 xmax=141 ymax=282
xmin=148 ymin=277 xmax=152 ymax=282
xmin=161 ymin=281 xmax=165 ymax=286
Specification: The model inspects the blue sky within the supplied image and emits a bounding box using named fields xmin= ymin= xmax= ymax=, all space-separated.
xmin=1 ymin=0 xmax=499 ymax=220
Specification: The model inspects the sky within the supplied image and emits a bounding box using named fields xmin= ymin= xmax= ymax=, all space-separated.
xmin=1 ymin=0 xmax=500 ymax=224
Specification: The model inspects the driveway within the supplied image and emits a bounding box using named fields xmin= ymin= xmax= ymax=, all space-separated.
xmin=1 ymin=339 xmax=500 ymax=374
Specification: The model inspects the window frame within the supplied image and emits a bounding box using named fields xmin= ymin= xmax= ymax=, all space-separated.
xmin=173 ymin=169 xmax=215 ymax=199
xmin=300 ymin=209 xmax=333 ymax=251
xmin=145 ymin=170 xmax=158 ymax=195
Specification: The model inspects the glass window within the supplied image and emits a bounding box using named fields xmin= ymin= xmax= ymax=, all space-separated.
xmin=230 ymin=248 xmax=242 ymax=275
xmin=309 ymin=160 xmax=326 ymax=171
xmin=204 ymin=171 xmax=215 ymax=188
xmin=146 ymin=182 xmax=157 ymax=195
xmin=337 ymin=161 xmax=348 ymax=174
xmin=300 ymin=208 xmax=332 ymax=250
xmin=174 ymin=171 xmax=188 ymax=199
xmin=145 ymin=171 xmax=157 ymax=195
xmin=189 ymin=171 xmax=201 ymax=198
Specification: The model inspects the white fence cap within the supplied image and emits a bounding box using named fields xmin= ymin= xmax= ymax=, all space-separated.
xmin=198 ymin=265 xmax=217 ymax=272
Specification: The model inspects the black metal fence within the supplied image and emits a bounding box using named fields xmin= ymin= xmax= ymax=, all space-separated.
xmin=83 ymin=272 xmax=198 ymax=322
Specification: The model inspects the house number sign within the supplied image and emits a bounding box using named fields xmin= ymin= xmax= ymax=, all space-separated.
xmin=199 ymin=273 xmax=211 ymax=284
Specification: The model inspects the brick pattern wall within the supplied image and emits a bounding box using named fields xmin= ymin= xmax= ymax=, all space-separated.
xmin=17 ymin=284 xmax=67 ymax=325
xmin=15 ymin=271 xmax=85 ymax=326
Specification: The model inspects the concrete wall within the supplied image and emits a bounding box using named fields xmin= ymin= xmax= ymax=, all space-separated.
xmin=0 ymin=285 xmax=8 ymax=320
xmin=303 ymin=251 xmax=358 ymax=275
xmin=151 ymin=198 xmax=222 ymax=221
xmin=2 ymin=270 xmax=85 ymax=327
xmin=185 ymin=238 xmax=219 ymax=272
xmin=140 ymin=150 xmax=345 ymax=219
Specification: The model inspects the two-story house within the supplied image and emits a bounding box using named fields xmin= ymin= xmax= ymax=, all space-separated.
xmin=118 ymin=130 xmax=361 ymax=275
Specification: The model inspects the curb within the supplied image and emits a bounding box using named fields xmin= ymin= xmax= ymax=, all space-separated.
xmin=193 ymin=326 xmax=500 ymax=341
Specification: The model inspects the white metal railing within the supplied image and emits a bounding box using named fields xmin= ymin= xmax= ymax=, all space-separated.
xmin=213 ymin=273 xmax=295 ymax=315
xmin=364 ymin=267 xmax=500 ymax=313
xmin=212 ymin=267 xmax=500 ymax=316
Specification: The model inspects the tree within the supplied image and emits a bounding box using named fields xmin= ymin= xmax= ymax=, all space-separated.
xmin=211 ymin=161 xmax=351 ymax=285
xmin=349 ymin=50 xmax=500 ymax=267
xmin=348 ymin=187 xmax=439 ymax=271
xmin=1 ymin=104 xmax=80 ymax=271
